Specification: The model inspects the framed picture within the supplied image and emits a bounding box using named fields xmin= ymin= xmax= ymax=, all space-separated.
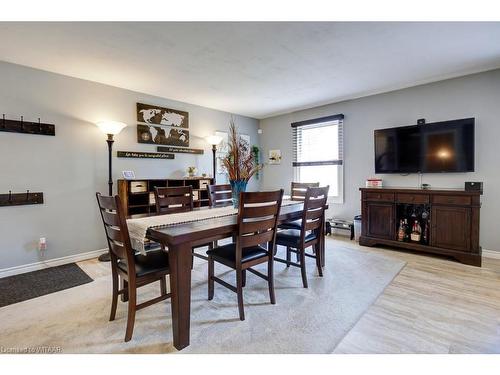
xmin=122 ymin=170 xmax=136 ymax=179
xmin=214 ymin=131 xmax=229 ymax=182
xmin=240 ymin=134 xmax=251 ymax=152
xmin=137 ymin=124 xmax=189 ymax=147
xmin=137 ymin=102 xmax=188 ymax=128
xmin=269 ymin=149 xmax=282 ymax=165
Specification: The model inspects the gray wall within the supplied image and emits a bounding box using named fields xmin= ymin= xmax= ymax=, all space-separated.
xmin=260 ymin=69 xmax=500 ymax=252
xmin=0 ymin=61 xmax=260 ymax=270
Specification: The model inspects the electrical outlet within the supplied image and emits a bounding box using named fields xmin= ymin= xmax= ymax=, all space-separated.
xmin=39 ymin=237 xmax=47 ymax=252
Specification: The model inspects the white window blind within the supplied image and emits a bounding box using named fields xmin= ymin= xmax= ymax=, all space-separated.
xmin=292 ymin=114 xmax=344 ymax=201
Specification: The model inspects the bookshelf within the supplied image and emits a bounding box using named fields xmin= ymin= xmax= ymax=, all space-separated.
xmin=117 ymin=177 xmax=214 ymax=216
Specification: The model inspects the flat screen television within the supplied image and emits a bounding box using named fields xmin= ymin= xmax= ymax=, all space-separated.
xmin=374 ymin=118 xmax=475 ymax=174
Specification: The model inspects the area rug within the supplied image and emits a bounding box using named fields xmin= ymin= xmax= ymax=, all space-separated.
xmin=0 ymin=263 xmax=93 ymax=308
xmin=0 ymin=243 xmax=405 ymax=353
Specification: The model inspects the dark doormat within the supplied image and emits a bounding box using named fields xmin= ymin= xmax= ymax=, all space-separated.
xmin=0 ymin=263 xmax=93 ymax=308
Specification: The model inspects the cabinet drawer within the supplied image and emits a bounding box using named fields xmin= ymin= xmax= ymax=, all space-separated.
xmin=396 ymin=193 xmax=429 ymax=204
xmin=432 ymin=195 xmax=471 ymax=206
xmin=364 ymin=192 xmax=394 ymax=202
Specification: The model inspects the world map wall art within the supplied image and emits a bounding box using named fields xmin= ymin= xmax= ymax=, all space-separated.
xmin=136 ymin=103 xmax=190 ymax=147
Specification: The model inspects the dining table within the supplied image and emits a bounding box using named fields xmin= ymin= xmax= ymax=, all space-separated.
xmin=136 ymin=201 xmax=326 ymax=350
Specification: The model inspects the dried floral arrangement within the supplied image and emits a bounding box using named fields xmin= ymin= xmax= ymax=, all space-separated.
xmin=221 ymin=118 xmax=262 ymax=182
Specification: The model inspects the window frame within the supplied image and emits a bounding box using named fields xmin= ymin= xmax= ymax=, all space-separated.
xmin=291 ymin=114 xmax=344 ymax=204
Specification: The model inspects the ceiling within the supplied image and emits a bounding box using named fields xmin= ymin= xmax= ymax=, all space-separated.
xmin=1 ymin=22 xmax=500 ymax=119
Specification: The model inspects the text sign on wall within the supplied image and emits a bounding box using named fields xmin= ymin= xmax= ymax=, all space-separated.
xmin=117 ymin=151 xmax=174 ymax=159
xmin=157 ymin=146 xmax=204 ymax=155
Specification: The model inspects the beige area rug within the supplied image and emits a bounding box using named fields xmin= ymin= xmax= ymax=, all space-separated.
xmin=0 ymin=241 xmax=405 ymax=353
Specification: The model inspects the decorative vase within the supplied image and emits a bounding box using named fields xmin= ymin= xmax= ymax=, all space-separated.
xmin=230 ymin=180 xmax=248 ymax=208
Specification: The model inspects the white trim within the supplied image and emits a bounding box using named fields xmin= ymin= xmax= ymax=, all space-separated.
xmin=0 ymin=248 xmax=108 ymax=279
xmin=482 ymin=249 xmax=500 ymax=260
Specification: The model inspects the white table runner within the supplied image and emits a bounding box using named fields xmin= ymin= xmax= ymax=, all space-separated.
xmin=127 ymin=199 xmax=299 ymax=255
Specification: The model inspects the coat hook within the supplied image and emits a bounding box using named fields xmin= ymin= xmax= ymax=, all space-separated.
xmin=26 ymin=190 xmax=30 ymax=201
xmin=38 ymin=118 xmax=42 ymax=132
xmin=8 ymin=190 xmax=12 ymax=203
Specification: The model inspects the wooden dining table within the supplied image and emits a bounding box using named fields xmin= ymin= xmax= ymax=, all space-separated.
xmin=145 ymin=202 xmax=326 ymax=350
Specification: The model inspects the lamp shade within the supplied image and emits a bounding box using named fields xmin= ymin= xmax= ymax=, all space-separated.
xmin=205 ymin=134 xmax=223 ymax=146
xmin=96 ymin=121 xmax=127 ymax=135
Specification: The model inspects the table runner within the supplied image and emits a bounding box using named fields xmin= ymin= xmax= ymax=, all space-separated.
xmin=127 ymin=200 xmax=300 ymax=254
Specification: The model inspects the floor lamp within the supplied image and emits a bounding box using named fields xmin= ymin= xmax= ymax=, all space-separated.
xmin=205 ymin=135 xmax=223 ymax=183
xmin=96 ymin=120 xmax=127 ymax=262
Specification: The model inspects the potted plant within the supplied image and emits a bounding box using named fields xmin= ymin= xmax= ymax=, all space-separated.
xmin=221 ymin=118 xmax=262 ymax=207
xmin=186 ymin=166 xmax=197 ymax=177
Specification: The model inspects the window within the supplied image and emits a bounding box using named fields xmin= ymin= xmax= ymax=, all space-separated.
xmin=292 ymin=114 xmax=344 ymax=203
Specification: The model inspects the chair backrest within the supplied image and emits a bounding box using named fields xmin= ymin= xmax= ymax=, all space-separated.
xmin=235 ymin=190 xmax=284 ymax=263
xmin=290 ymin=182 xmax=320 ymax=201
xmin=300 ymin=186 xmax=330 ymax=241
xmin=154 ymin=186 xmax=193 ymax=214
xmin=207 ymin=184 xmax=232 ymax=207
xmin=96 ymin=193 xmax=135 ymax=272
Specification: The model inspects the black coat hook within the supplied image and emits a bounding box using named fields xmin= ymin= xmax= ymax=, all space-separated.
xmin=26 ymin=190 xmax=30 ymax=201
xmin=8 ymin=190 xmax=12 ymax=203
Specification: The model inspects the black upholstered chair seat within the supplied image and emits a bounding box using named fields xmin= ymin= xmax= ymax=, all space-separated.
xmin=276 ymin=229 xmax=317 ymax=248
xmin=117 ymin=249 xmax=169 ymax=277
xmin=207 ymin=243 xmax=268 ymax=268
xmin=278 ymin=219 xmax=302 ymax=230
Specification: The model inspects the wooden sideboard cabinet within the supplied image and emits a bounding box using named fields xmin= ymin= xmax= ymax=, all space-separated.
xmin=359 ymin=187 xmax=482 ymax=266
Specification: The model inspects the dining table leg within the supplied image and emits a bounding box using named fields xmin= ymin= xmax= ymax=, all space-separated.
xmin=168 ymin=242 xmax=193 ymax=350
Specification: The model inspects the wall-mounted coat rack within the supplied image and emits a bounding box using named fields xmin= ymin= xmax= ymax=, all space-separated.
xmin=0 ymin=114 xmax=55 ymax=136
xmin=0 ymin=190 xmax=44 ymax=207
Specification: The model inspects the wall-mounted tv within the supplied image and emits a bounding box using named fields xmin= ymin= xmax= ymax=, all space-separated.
xmin=374 ymin=118 xmax=475 ymax=174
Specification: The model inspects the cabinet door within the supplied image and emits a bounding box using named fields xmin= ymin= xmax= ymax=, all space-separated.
xmin=366 ymin=203 xmax=394 ymax=239
xmin=431 ymin=206 xmax=471 ymax=251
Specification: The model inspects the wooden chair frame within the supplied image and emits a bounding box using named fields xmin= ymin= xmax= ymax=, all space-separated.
xmin=96 ymin=193 xmax=170 ymax=342
xmin=274 ymin=186 xmax=329 ymax=288
xmin=207 ymin=184 xmax=233 ymax=207
xmin=155 ymin=186 xmax=212 ymax=262
xmin=208 ymin=190 xmax=284 ymax=320
xmin=154 ymin=186 xmax=194 ymax=214
xmin=290 ymin=181 xmax=320 ymax=201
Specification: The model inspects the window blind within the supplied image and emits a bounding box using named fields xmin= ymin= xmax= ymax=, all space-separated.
xmin=292 ymin=114 xmax=344 ymax=167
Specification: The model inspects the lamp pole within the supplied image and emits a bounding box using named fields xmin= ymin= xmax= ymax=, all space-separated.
xmin=212 ymin=144 xmax=217 ymax=183
xmin=205 ymin=134 xmax=223 ymax=184
xmin=98 ymin=134 xmax=116 ymax=263
xmin=106 ymin=134 xmax=114 ymax=196
xmin=96 ymin=120 xmax=126 ymax=263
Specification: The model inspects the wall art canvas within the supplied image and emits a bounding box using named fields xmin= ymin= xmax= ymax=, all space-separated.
xmin=137 ymin=103 xmax=189 ymax=128
xmin=240 ymin=134 xmax=251 ymax=151
xmin=269 ymin=149 xmax=282 ymax=165
xmin=137 ymin=124 xmax=189 ymax=147
xmin=214 ymin=131 xmax=229 ymax=182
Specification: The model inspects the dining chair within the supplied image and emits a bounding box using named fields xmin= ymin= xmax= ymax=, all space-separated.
xmin=154 ymin=186 xmax=194 ymax=214
xmin=154 ymin=186 xmax=211 ymax=262
xmin=274 ymin=186 xmax=329 ymax=288
xmin=279 ymin=181 xmax=320 ymax=230
xmin=207 ymin=189 xmax=284 ymax=321
xmin=207 ymin=184 xmax=233 ymax=207
xmin=96 ymin=193 xmax=170 ymax=342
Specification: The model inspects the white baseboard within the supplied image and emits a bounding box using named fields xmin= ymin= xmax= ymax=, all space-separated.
xmin=0 ymin=248 xmax=108 ymax=279
xmin=482 ymin=249 xmax=500 ymax=260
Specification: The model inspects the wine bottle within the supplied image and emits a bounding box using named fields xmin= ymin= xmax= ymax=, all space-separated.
xmin=411 ymin=220 xmax=421 ymax=242
xmin=397 ymin=220 xmax=405 ymax=241
xmin=403 ymin=219 xmax=410 ymax=242
xmin=423 ymin=220 xmax=429 ymax=245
